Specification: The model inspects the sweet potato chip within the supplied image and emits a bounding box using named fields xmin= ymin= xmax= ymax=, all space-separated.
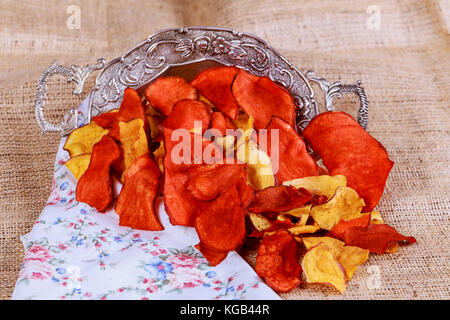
xmin=153 ymin=141 xmax=165 ymax=173
xmin=302 ymin=242 xmax=346 ymax=293
xmin=310 ymin=186 xmax=365 ymax=230
xmin=76 ymin=135 xmax=121 ymax=212
xmin=236 ymin=177 xmax=254 ymax=208
xmin=277 ymin=205 xmax=312 ymax=223
xmin=65 ymin=153 xmax=91 ymax=180
xmin=249 ymin=213 xmax=272 ymax=231
xmin=303 ymin=112 xmax=394 ymax=212
xmin=342 ymin=223 xmax=416 ymax=254
xmin=337 ymin=246 xmax=369 ymax=280
xmin=283 ymin=175 xmax=347 ymax=199
xmin=236 ymin=138 xmax=275 ymax=190
xmin=119 ymin=118 xmax=149 ymax=179
xmin=232 ymin=113 xmax=254 ymax=132
xmin=255 ymin=230 xmax=301 ymax=292
xmin=264 ymin=116 xmax=318 ymax=183
xmin=232 ymin=70 xmax=296 ymax=129
xmin=63 ymin=122 xmax=109 ymax=157
xmin=191 ymin=66 xmax=240 ymax=119
xmin=186 ymin=163 xmax=246 ymax=201
xmin=195 ymin=185 xmax=246 ymax=252
xmin=162 ymin=99 xmax=211 ymax=133
xmin=366 ymin=211 xmax=399 ymax=253
xmin=302 ymin=236 xmax=369 ymax=281
xmin=145 ymin=76 xmax=197 ymax=116
xmin=248 ymin=186 xmax=312 ymax=217
xmin=288 ymin=225 xmax=320 ymax=235
xmin=147 ymin=114 xmax=162 ymax=141
xmin=115 ymin=154 xmax=163 ymax=231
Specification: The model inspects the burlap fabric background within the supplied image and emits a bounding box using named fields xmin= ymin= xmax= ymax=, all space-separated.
xmin=0 ymin=0 xmax=449 ymax=299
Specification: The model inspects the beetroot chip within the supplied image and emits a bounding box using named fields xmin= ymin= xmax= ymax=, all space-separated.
xmin=329 ymin=214 xmax=371 ymax=241
xmin=191 ymin=66 xmax=240 ymax=119
xmin=145 ymin=76 xmax=197 ymax=116
xmin=342 ymin=223 xmax=416 ymax=254
xmin=248 ymin=185 xmax=312 ymax=217
xmin=232 ymin=69 xmax=296 ymax=129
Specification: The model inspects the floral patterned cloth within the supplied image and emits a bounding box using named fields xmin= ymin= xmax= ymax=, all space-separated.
xmin=12 ymin=97 xmax=280 ymax=300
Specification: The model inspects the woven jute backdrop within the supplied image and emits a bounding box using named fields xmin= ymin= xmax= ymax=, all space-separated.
xmin=0 ymin=0 xmax=449 ymax=299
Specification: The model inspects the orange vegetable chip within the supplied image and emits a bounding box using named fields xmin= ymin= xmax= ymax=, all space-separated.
xmin=248 ymin=185 xmax=312 ymax=217
xmin=163 ymin=128 xmax=221 ymax=226
xmin=194 ymin=243 xmax=229 ymax=267
xmin=342 ymin=223 xmax=416 ymax=254
xmin=232 ymin=70 xmax=296 ymax=129
xmin=92 ymin=109 xmax=119 ymax=130
xmin=209 ymin=111 xmax=236 ymax=135
xmin=162 ymin=99 xmax=212 ymax=133
xmin=186 ymin=163 xmax=247 ymax=201
xmin=191 ymin=66 xmax=240 ymax=119
xmin=264 ymin=116 xmax=318 ymax=183
xmin=108 ymin=88 xmax=148 ymax=141
xmin=195 ymin=185 xmax=246 ymax=252
xmin=330 ymin=214 xmax=371 ymax=241
xmin=303 ymin=112 xmax=394 ymax=212
xmin=76 ymin=135 xmax=121 ymax=212
xmin=115 ymin=154 xmax=163 ymax=231
xmin=145 ymin=76 xmax=197 ymax=116
xmin=255 ymin=230 xmax=301 ymax=292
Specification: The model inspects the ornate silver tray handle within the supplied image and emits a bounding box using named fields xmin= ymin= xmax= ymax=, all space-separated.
xmin=34 ymin=27 xmax=368 ymax=136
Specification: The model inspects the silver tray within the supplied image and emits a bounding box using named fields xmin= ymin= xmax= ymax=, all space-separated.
xmin=34 ymin=27 xmax=368 ymax=136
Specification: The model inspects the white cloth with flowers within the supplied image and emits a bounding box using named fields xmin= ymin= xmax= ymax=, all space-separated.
xmin=11 ymin=97 xmax=280 ymax=300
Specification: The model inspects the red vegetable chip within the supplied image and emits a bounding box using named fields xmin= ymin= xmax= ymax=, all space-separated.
xmin=145 ymin=76 xmax=197 ymax=116
xmin=342 ymin=223 xmax=416 ymax=254
xmin=161 ymin=99 xmax=212 ymax=133
xmin=248 ymin=185 xmax=312 ymax=217
xmin=255 ymin=230 xmax=301 ymax=292
xmin=108 ymin=88 xmax=148 ymax=141
xmin=76 ymin=135 xmax=121 ymax=212
xmin=92 ymin=111 xmax=118 ymax=130
xmin=186 ymin=163 xmax=247 ymax=201
xmin=232 ymin=69 xmax=296 ymax=129
xmin=163 ymin=128 xmax=221 ymax=226
xmin=330 ymin=214 xmax=371 ymax=241
xmin=115 ymin=154 xmax=163 ymax=231
xmin=191 ymin=66 xmax=240 ymax=119
xmin=209 ymin=111 xmax=236 ymax=135
xmin=303 ymin=112 xmax=394 ymax=212
xmin=236 ymin=177 xmax=254 ymax=208
xmin=264 ymin=116 xmax=318 ymax=183
xmin=194 ymin=243 xmax=229 ymax=267
xmin=195 ymin=185 xmax=246 ymax=252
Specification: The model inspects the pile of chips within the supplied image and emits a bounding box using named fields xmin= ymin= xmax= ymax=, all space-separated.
xmin=63 ymin=66 xmax=416 ymax=294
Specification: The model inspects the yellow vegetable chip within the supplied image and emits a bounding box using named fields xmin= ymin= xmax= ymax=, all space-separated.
xmin=277 ymin=205 xmax=312 ymax=223
xmin=63 ymin=123 xmax=109 ymax=157
xmin=249 ymin=213 xmax=272 ymax=231
xmin=303 ymin=236 xmax=345 ymax=257
xmin=310 ymin=186 xmax=365 ymax=230
xmin=153 ymin=141 xmax=165 ymax=173
xmin=337 ymin=246 xmax=369 ymax=280
xmin=65 ymin=153 xmax=91 ymax=180
xmin=147 ymin=115 xmax=162 ymax=140
xmin=198 ymin=95 xmax=215 ymax=109
xmin=283 ymin=175 xmax=347 ymax=199
xmin=288 ymin=225 xmax=320 ymax=235
xmin=302 ymin=243 xmax=347 ymax=293
xmin=119 ymin=118 xmax=149 ymax=176
xmin=236 ymin=139 xmax=275 ymax=190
